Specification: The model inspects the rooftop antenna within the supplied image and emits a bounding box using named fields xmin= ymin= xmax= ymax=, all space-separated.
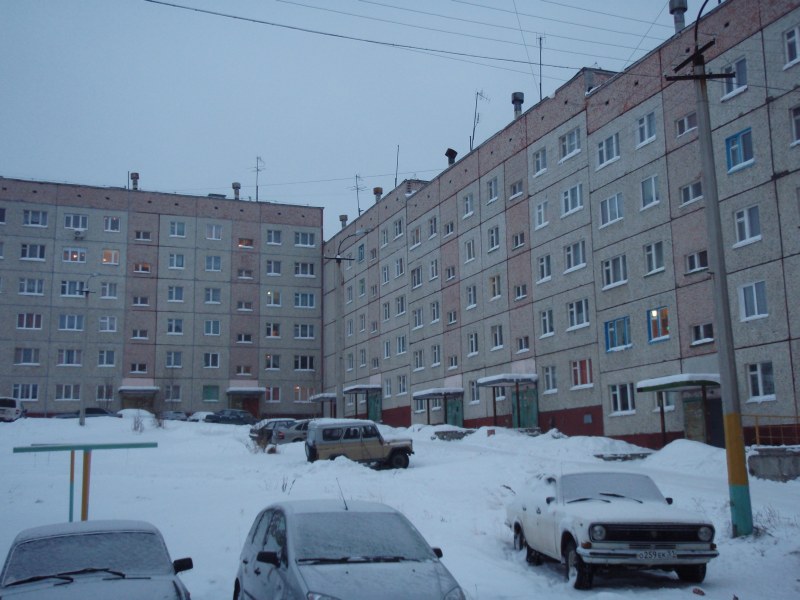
xmin=336 ymin=478 xmax=349 ymax=511
xmin=350 ymin=174 xmax=366 ymax=217
xmin=538 ymin=35 xmax=545 ymax=102
xmin=253 ymin=156 xmax=265 ymax=202
xmin=395 ymin=145 xmax=400 ymax=188
xmin=470 ymin=90 xmax=490 ymax=151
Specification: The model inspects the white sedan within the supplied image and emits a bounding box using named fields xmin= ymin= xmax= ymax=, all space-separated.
xmin=506 ymin=471 xmax=719 ymax=589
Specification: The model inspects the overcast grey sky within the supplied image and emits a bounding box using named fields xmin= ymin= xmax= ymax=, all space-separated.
xmin=1 ymin=0 xmax=709 ymax=237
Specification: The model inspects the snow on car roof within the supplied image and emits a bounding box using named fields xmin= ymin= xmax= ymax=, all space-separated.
xmin=12 ymin=520 xmax=160 ymax=544
xmin=270 ymin=499 xmax=400 ymax=516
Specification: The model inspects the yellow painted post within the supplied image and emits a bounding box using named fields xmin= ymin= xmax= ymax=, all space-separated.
xmin=81 ymin=450 xmax=92 ymax=521
xmin=69 ymin=450 xmax=75 ymax=522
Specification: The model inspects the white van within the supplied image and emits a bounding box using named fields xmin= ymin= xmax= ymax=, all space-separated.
xmin=0 ymin=398 xmax=25 ymax=422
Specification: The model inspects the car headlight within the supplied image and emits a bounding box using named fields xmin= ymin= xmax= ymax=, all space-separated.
xmin=590 ymin=524 xmax=606 ymax=541
xmin=698 ymin=526 xmax=713 ymax=542
xmin=443 ymin=586 xmax=466 ymax=600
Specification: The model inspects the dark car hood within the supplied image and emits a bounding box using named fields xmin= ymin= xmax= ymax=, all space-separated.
xmin=0 ymin=576 xmax=186 ymax=599
xmin=297 ymin=560 xmax=458 ymax=599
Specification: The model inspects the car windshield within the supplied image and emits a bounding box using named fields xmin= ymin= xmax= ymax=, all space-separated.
xmin=292 ymin=512 xmax=434 ymax=562
xmin=0 ymin=399 xmax=16 ymax=408
xmin=560 ymin=473 xmax=665 ymax=504
xmin=2 ymin=531 xmax=173 ymax=586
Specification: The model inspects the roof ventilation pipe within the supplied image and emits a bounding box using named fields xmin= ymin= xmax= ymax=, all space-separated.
xmin=511 ymin=92 xmax=524 ymax=119
xmin=130 ymin=172 xmax=139 ymax=191
xmin=373 ymin=187 xmax=383 ymax=203
xmin=339 ymin=214 xmax=348 ymax=230
xmin=232 ymin=182 xmax=241 ymax=200
xmin=445 ymin=148 xmax=458 ymax=166
xmin=669 ymin=0 xmax=688 ymax=33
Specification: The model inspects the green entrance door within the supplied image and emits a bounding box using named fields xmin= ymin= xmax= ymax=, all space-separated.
xmin=511 ymin=385 xmax=539 ymax=429
xmin=446 ymin=395 xmax=464 ymax=427
xmin=367 ymin=389 xmax=382 ymax=422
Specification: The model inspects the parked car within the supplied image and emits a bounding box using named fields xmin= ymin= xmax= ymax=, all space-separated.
xmin=52 ymin=407 xmax=122 ymax=419
xmin=187 ymin=411 xmax=215 ymax=422
xmin=0 ymin=519 xmax=193 ymax=598
xmin=234 ymin=499 xmax=465 ymax=600
xmin=160 ymin=410 xmax=188 ymax=421
xmin=249 ymin=418 xmax=298 ymax=447
xmin=305 ymin=418 xmax=413 ymax=469
xmin=505 ymin=471 xmax=719 ymax=589
xmin=204 ymin=409 xmax=257 ymax=425
xmin=0 ymin=398 xmax=25 ymax=422
xmin=273 ymin=419 xmax=312 ymax=444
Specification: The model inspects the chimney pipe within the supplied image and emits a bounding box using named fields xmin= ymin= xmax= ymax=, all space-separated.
xmin=232 ymin=182 xmax=241 ymax=200
xmin=130 ymin=172 xmax=139 ymax=191
xmin=511 ymin=92 xmax=524 ymax=119
xmin=373 ymin=187 xmax=383 ymax=203
xmin=669 ymin=0 xmax=687 ymax=33
xmin=339 ymin=214 xmax=348 ymax=230
xmin=445 ymin=148 xmax=458 ymax=166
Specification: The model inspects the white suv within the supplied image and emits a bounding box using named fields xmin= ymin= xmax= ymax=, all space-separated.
xmin=0 ymin=398 xmax=25 ymax=422
xmin=305 ymin=419 xmax=413 ymax=469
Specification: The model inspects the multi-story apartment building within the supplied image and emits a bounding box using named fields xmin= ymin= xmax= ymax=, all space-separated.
xmin=0 ymin=178 xmax=324 ymax=418
xmin=323 ymin=0 xmax=800 ymax=447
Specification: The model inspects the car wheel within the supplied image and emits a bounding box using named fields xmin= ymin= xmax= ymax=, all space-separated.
xmin=675 ymin=564 xmax=706 ymax=583
xmin=388 ymin=452 xmax=410 ymax=469
xmin=564 ymin=538 xmax=593 ymax=590
xmin=233 ymin=580 xmax=243 ymax=600
xmin=305 ymin=444 xmax=317 ymax=463
xmin=513 ymin=527 xmax=541 ymax=565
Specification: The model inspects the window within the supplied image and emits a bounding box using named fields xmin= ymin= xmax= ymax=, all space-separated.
xmin=413 ymin=349 xmax=425 ymax=370
xmin=265 ymin=386 xmax=281 ymax=402
xmin=132 ymin=295 xmax=149 ymax=306
xmin=167 ymin=285 xmax=184 ymax=302
xmin=346 ymin=353 xmax=354 ymax=371
xmin=237 ymin=300 xmax=253 ymax=311
xmin=98 ymin=315 xmax=117 ymax=332
xmin=567 ymin=298 xmax=590 ymax=330
xmin=294 ymin=355 xmax=315 ymax=370
xmin=413 ymin=308 xmax=423 ymax=328
xmin=169 ymin=221 xmax=185 ymax=237
xmin=739 ymin=281 xmax=767 ymax=320
xmin=393 ymin=218 xmax=404 ymax=238
xmin=602 ymin=254 xmax=628 ymax=288
xmin=726 ymin=128 xmax=754 ymax=172
xmin=655 ymin=391 xmax=676 ymax=411
xmin=637 ymin=112 xmax=656 ymax=146
xmin=57 ymin=349 xmax=82 ymax=366
xmin=605 ymin=316 xmax=631 ymax=351
xmin=429 ymin=259 xmax=439 ymax=280
xmin=205 ymin=255 xmax=222 ymax=272
xmin=463 ymin=193 xmax=474 ymax=217
xmin=431 ymin=344 xmax=441 ymax=366
xmin=535 ymin=201 xmax=548 ymax=228
xmin=722 ymin=57 xmax=748 ymax=97
xmin=236 ymin=237 xmax=254 ymax=249
xmin=491 ymin=324 xmax=504 ymax=349
xmin=465 ymin=239 xmax=475 ymax=262
xmin=533 ymin=148 xmax=547 ymax=175
xmin=448 ymin=355 xmax=459 ymax=369
xmin=734 ymin=205 xmax=761 ymax=245
xmin=610 ymin=383 xmax=636 ymax=413
xmin=429 ymin=216 xmax=438 ymax=237
xmin=559 ymin=126 xmax=581 ymax=160
xmin=514 ymin=284 xmax=527 ymax=300
xmin=294 ymin=292 xmax=315 ymax=308
xmin=571 ymin=358 xmax=593 ymax=387
xmin=466 ymin=285 xmax=478 ymax=308
xmin=600 ymin=193 xmax=623 ymax=226
xmin=747 ymin=361 xmax=775 ymax=400
xmin=786 ymin=25 xmax=800 ymax=66
xmin=204 ymin=320 xmax=220 ymax=336
xmin=265 ymin=322 xmax=281 ymax=338
xmin=100 ymin=215 xmax=120 ymax=232
xmin=562 ymin=183 xmax=583 ymax=215
xmin=467 ymin=332 xmax=479 ymax=355
xmin=205 ymin=287 xmax=221 ymax=304
xmin=100 ymin=282 xmax=117 ymax=298
xmin=540 ymin=308 xmax=554 ymax=337
xmin=543 ymin=366 xmax=557 ymax=392
xmin=487 ymin=177 xmax=498 ymax=202
xmin=294 ymin=231 xmax=315 ymax=247
xmin=130 ymin=362 xmax=147 ymax=374
xmin=58 ymin=314 xmax=85 ymax=331
xmin=164 ymin=350 xmax=183 ymax=369
xmin=691 ymin=322 xmax=714 ymax=345
xmin=430 ymin=300 xmax=440 ymax=322
xmin=203 ymin=353 xmax=220 ymax=368
xmin=564 ymin=240 xmax=586 ymax=272
xmin=447 ymin=310 xmax=458 ymax=324
xmin=411 ymin=267 xmax=422 ymax=288
xmin=792 ymin=106 xmax=800 ymax=145
xmin=265 ymin=260 xmax=281 ymax=276
xmin=537 ymin=254 xmax=551 ymax=282
xmin=410 ymin=228 xmax=421 ymax=248
xmin=384 ymin=378 xmax=393 ymax=397
xmin=64 ymin=213 xmax=88 ymax=230
xmin=490 ymin=275 xmax=502 ymax=299
xmin=470 ymin=381 xmax=480 ymax=403
xmin=62 ymin=247 xmax=86 ymax=263
xmin=266 ymin=229 xmax=282 ymax=245
xmin=446 ymin=266 xmax=456 ymax=280
xmin=488 ymin=226 xmax=500 ymax=251
xmin=676 ymin=112 xmax=698 ymax=137
xmin=133 ymin=262 xmax=151 ymax=273
xmin=509 ymin=180 xmax=523 ymax=199
xmin=19 ymin=278 xmax=44 ymax=295
xmin=167 ymin=318 xmax=183 ymax=335
xmin=294 ymin=261 xmax=315 ymax=277
xmin=60 ymin=280 xmax=86 ymax=297
xmin=512 ymin=232 xmax=525 ymax=249
xmin=265 ymin=290 xmax=281 ymax=306
xmin=395 ymin=295 xmax=406 ymax=315
xmin=648 ymin=307 xmax=670 ymax=341
xmin=686 ymin=250 xmax=709 ymax=273
xmin=680 ymin=181 xmax=703 ymax=205
xmin=235 ymin=365 xmax=252 ymax=377
xmin=597 ymin=133 xmax=619 ymax=167
xmin=359 ymin=349 xmax=367 ymax=368
xmin=55 ymin=384 xmax=81 ymax=401
xmin=23 ymin=210 xmax=48 ymax=227
xmin=14 ymin=348 xmax=40 ymax=365
xmin=134 ymin=230 xmax=151 ymax=241
xmin=395 ymin=257 xmax=405 ymax=277
xmin=294 ymin=323 xmax=315 ymax=339
xmin=13 ymin=383 xmax=39 ymax=401
xmin=98 ymin=349 xmax=115 ymax=367
xmin=644 ymin=241 xmax=664 ymax=275
xmin=640 ymin=175 xmax=660 ymax=208
xmin=264 ymin=354 xmax=280 ymax=370
xmin=444 ymin=221 xmax=454 ymax=236
xmin=346 ymin=319 xmax=353 ymax=337
xmin=516 ymin=336 xmax=530 ymax=353
xmin=97 ymin=384 xmax=115 ymax=401
xmin=20 ymin=243 xmax=46 ymax=260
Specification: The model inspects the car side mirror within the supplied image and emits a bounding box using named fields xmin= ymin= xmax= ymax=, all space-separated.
xmin=546 ymin=496 xmax=555 ymax=505
xmin=432 ymin=547 xmax=443 ymax=558
xmin=257 ymin=551 xmax=281 ymax=567
xmin=173 ymin=557 xmax=193 ymax=573
xmin=666 ymin=497 xmax=674 ymax=505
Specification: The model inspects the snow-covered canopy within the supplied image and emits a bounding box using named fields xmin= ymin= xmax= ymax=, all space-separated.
xmin=225 ymin=387 xmax=267 ymax=394
xmin=476 ymin=374 xmax=538 ymax=387
xmin=412 ymin=388 xmax=464 ymax=399
xmin=636 ymin=373 xmax=720 ymax=393
xmin=343 ymin=384 xmax=381 ymax=394
xmin=118 ymin=386 xmax=159 ymax=393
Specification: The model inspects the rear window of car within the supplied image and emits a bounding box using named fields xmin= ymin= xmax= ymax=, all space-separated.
xmin=321 ymin=427 xmax=344 ymax=441
xmin=0 ymin=399 xmax=17 ymax=408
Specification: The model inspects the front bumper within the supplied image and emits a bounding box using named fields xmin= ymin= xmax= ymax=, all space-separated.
xmin=578 ymin=545 xmax=718 ymax=566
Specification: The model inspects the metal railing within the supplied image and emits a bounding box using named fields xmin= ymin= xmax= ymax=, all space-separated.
xmin=742 ymin=414 xmax=800 ymax=447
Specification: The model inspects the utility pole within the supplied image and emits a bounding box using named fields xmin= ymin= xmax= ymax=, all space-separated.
xmin=253 ymin=156 xmax=265 ymax=202
xmin=538 ymin=35 xmax=544 ymax=103
xmin=666 ymin=2 xmax=753 ymax=537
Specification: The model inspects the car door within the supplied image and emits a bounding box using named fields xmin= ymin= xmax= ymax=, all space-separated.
xmin=526 ymin=477 xmax=559 ymax=559
xmin=245 ymin=511 xmax=290 ymax=599
xmin=360 ymin=424 xmax=383 ymax=461
xmin=240 ymin=509 xmax=272 ymax=599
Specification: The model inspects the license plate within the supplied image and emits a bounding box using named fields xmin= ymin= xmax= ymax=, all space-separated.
xmin=636 ymin=550 xmax=677 ymax=560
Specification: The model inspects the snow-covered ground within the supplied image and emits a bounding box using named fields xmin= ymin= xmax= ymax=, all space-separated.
xmin=1 ymin=414 xmax=798 ymax=599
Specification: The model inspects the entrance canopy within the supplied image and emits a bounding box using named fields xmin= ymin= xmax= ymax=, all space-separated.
xmin=226 ymin=387 xmax=267 ymax=394
xmin=636 ymin=373 xmax=720 ymax=393
xmin=477 ymin=374 xmax=538 ymax=387
xmin=118 ymin=385 xmax=159 ymax=395
xmin=412 ymin=387 xmax=464 ymax=400
xmin=309 ymin=393 xmax=337 ymax=402
xmin=343 ymin=384 xmax=381 ymax=394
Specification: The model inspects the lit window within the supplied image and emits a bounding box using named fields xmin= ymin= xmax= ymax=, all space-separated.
xmin=647 ymin=307 xmax=670 ymax=341
xmin=571 ymin=358 xmax=593 ymax=387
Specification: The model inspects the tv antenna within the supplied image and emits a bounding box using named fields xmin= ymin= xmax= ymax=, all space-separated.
xmin=350 ymin=174 xmax=366 ymax=216
xmin=252 ymin=156 xmax=265 ymax=202
xmin=470 ymin=90 xmax=490 ymax=151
